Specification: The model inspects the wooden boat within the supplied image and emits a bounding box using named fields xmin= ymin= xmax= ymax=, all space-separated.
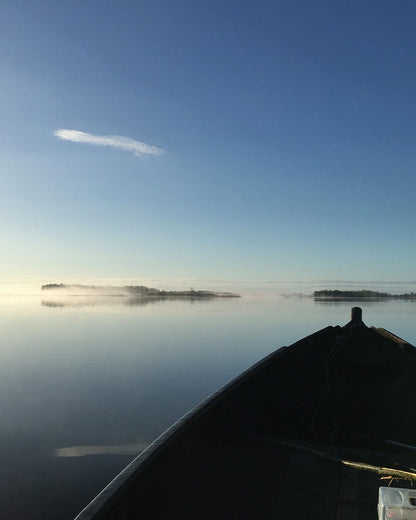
xmin=75 ymin=308 xmax=416 ymax=519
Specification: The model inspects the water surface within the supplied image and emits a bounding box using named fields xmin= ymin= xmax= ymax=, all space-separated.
xmin=1 ymin=284 xmax=415 ymax=519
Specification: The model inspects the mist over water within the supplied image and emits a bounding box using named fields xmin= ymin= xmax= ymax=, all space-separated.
xmin=1 ymin=280 xmax=416 ymax=519
xmin=2 ymin=278 xmax=416 ymax=298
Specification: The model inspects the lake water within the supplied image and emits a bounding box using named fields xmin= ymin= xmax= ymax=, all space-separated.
xmin=1 ymin=280 xmax=416 ymax=519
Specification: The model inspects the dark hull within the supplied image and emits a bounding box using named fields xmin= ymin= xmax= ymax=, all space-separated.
xmin=75 ymin=322 xmax=416 ymax=519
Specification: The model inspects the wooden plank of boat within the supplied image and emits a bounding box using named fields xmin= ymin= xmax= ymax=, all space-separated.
xmin=74 ymin=308 xmax=416 ymax=520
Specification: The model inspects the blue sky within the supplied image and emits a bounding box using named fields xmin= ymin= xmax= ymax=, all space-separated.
xmin=1 ymin=0 xmax=416 ymax=281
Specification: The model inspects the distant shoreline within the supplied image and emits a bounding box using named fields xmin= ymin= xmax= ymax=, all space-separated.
xmin=313 ymin=290 xmax=416 ymax=301
xmin=41 ymin=284 xmax=240 ymax=299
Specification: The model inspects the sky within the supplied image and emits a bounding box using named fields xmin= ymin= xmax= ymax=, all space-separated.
xmin=1 ymin=0 xmax=416 ymax=282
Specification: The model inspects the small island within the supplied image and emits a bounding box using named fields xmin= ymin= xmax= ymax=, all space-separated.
xmin=313 ymin=290 xmax=416 ymax=301
xmin=41 ymin=283 xmax=240 ymax=299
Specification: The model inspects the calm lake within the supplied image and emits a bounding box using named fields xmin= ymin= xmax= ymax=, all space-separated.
xmin=1 ymin=280 xmax=416 ymax=519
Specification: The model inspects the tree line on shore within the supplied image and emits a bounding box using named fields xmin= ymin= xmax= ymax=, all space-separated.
xmin=313 ymin=289 xmax=416 ymax=299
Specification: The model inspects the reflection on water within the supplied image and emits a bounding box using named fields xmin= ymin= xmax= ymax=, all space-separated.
xmin=41 ymin=296 xmax=220 ymax=308
xmin=1 ymin=290 xmax=416 ymax=519
xmin=313 ymin=299 xmax=403 ymax=306
xmin=54 ymin=440 xmax=149 ymax=457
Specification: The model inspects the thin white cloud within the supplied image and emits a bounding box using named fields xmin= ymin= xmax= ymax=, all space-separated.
xmin=54 ymin=129 xmax=164 ymax=157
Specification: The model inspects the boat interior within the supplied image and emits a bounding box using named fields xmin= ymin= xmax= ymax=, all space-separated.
xmin=77 ymin=316 xmax=416 ymax=520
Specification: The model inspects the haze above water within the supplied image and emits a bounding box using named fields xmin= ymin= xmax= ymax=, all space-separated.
xmin=1 ymin=279 xmax=416 ymax=519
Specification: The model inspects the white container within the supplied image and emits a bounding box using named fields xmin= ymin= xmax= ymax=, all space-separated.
xmin=378 ymin=487 xmax=416 ymax=519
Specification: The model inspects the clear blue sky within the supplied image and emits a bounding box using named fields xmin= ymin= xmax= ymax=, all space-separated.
xmin=1 ymin=0 xmax=416 ymax=281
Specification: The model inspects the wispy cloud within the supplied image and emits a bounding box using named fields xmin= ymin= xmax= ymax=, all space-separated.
xmin=54 ymin=129 xmax=165 ymax=157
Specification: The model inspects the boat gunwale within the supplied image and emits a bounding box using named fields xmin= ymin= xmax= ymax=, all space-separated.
xmin=74 ymin=326 xmax=337 ymax=520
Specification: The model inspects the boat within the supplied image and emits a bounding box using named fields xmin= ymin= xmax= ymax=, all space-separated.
xmin=75 ymin=308 xmax=416 ymax=519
